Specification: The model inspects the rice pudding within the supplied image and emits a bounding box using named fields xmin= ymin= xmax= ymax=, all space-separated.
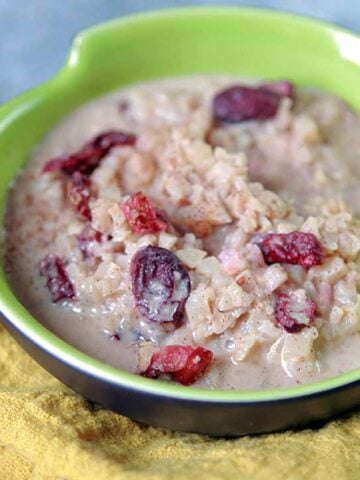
xmin=5 ymin=76 xmax=360 ymax=390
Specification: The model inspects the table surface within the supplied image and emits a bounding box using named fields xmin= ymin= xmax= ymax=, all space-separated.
xmin=1 ymin=0 xmax=360 ymax=103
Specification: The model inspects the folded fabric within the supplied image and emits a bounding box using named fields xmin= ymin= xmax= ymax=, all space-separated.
xmin=0 ymin=322 xmax=359 ymax=480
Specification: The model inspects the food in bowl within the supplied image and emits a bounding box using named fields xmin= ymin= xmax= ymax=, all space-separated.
xmin=4 ymin=75 xmax=360 ymax=390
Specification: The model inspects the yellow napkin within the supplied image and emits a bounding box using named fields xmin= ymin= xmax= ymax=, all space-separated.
xmin=0 ymin=323 xmax=359 ymax=480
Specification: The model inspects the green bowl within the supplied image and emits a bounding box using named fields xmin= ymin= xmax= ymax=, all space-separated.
xmin=1 ymin=7 xmax=360 ymax=436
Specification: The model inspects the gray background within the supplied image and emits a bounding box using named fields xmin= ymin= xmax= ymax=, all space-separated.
xmin=1 ymin=1 xmax=360 ymax=103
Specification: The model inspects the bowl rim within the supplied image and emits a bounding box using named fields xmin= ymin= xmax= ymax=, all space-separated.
xmin=2 ymin=6 xmax=360 ymax=403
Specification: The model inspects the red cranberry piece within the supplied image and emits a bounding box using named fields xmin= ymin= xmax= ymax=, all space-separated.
xmin=213 ymin=85 xmax=280 ymax=123
xmin=67 ymin=171 xmax=92 ymax=221
xmin=39 ymin=254 xmax=75 ymax=303
xmin=42 ymin=130 xmax=136 ymax=176
xmin=261 ymin=81 xmax=295 ymax=100
xmin=91 ymin=130 xmax=136 ymax=151
xmin=141 ymin=345 xmax=213 ymax=385
xmin=275 ymin=292 xmax=316 ymax=333
xmin=257 ymin=232 xmax=324 ymax=269
xmin=130 ymin=246 xmax=191 ymax=325
xmin=213 ymin=80 xmax=295 ymax=123
xmin=77 ymin=224 xmax=102 ymax=259
xmin=122 ymin=192 xmax=168 ymax=235
xmin=42 ymin=158 xmax=64 ymax=173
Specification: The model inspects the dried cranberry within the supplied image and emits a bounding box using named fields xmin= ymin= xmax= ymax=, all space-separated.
xmin=213 ymin=85 xmax=279 ymax=123
xmin=122 ymin=192 xmax=168 ymax=235
xmin=130 ymin=246 xmax=191 ymax=325
xmin=213 ymin=81 xmax=294 ymax=123
xmin=77 ymin=224 xmax=102 ymax=259
xmin=261 ymin=81 xmax=295 ymax=100
xmin=67 ymin=171 xmax=92 ymax=221
xmin=275 ymin=292 xmax=316 ymax=333
xmin=39 ymin=254 xmax=75 ymax=303
xmin=42 ymin=130 xmax=136 ymax=176
xmin=42 ymin=158 xmax=64 ymax=173
xmin=141 ymin=345 xmax=213 ymax=385
xmin=257 ymin=232 xmax=324 ymax=269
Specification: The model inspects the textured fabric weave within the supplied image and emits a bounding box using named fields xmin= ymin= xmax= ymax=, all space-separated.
xmin=0 ymin=322 xmax=359 ymax=480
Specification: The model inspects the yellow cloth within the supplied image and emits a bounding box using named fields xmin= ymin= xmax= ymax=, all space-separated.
xmin=0 ymin=323 xmax=359 ymax=480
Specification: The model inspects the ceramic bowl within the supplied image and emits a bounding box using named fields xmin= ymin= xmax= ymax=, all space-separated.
xmin=2 ymin=8 xmax=360 ymax=436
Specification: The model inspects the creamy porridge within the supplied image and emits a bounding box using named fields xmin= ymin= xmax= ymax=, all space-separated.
xmin=4 ymin=76 xmax=360 ymax=390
